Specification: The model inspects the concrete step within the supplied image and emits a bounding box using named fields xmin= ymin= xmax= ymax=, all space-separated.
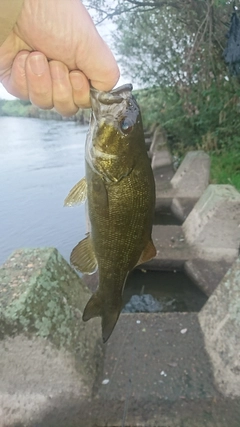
xmin=91 ymin=312 xmax=240 ymax=427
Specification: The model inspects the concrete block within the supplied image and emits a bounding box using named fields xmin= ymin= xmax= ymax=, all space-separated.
xmin=183 ymin=185 xmax=240 ymax=260
xmin=152 ymin=150 xmax=175 ymax=187
xmin=91 ymin=313 xmax=240 ymax=427
xmin=0 ymin=248 xmax=102 ymax=426
xmin=198 ymin=257 xmax=240 ymax=397
xmin=144 ymin=136 xmax=152 ymax=151
xmin=185 ymin=258 xmax=232 ymax=296
xmin=149 ymin=126 xmax=167 ymax=157
xmin=171 ymin=151 xmax=210 ymax=197
xmin=152 ymin=150 xmax=173 ymax=170
xmin=155 ymin=151 xmax=210 ymax=215
xmin=142 ymin=225 xmax=190 ymax=270
xmin=144 ymin=131 xmax=153 ymax=139
xmin=144 ymin=184 xmax=240 ymax=297
xmin=149 ymin=127 xmax=175 ymax=185
xmin=171 ymin=197 xmax=196 ymax=222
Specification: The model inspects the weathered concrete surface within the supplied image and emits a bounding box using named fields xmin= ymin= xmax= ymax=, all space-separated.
xmin=144 ymin=184 xmax=240 ymax=296
xmin=148 ymin=128 xmax=210 ymax=221
xmin=171 ymin=151 xmax=210 ymax=196
xmin=149 ymin=126 xmax=168 ymax=158
xmin=1 ymin=249 xmax=240 ymax=426
xmin=152 ymin=149 xmax=173 ymax=170
xmin=148 ymin=126 xmax=175 ymax=187
xmin=0 ymin=336 xmax=93 ymax=427
xmin=144 ymin=136 xmax=152 ymax=150
xmin=185 ymin=258 xmax=233 ymax=296
xmin=12 ymin=312 xmax=239 ymax=426
xmin=183 ymin=184 xmax=240 ymax=261
xmin=199 ymin=257 xmax=240 ymax=398
xmin=0 ymin=248 xmax=102 ymax=427
xmin=144 ymin=225 xmax=190 ymax=270
xmin=155 ymin=151 xmax=210 ymax=221
xmin=90 ymin=313 xmax=240 ymax=427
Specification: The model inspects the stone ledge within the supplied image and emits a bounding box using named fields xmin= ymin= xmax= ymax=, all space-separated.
xmin=199 ymin=257 xmax=240 ymax=398
xmin=0 ymin=248 xmax=103 ymax=427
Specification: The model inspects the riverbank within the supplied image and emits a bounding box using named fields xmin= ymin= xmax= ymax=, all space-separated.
xmin=1 ymin=96 xmax=239 ymax=191
xmin=0 ymin=98 xmax=90 ymax=124
xmin=134 ymin=85 xmax=240 ymax=192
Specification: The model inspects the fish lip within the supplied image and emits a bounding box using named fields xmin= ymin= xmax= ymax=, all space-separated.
xmin=110 ymin=83 xmax=133 ymax=95
xmin=90 ymin=83 xmax=133 ymax=106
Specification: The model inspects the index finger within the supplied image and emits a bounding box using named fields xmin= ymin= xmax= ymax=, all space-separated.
xmin=75 ymin=6 xmax=120 ymax=92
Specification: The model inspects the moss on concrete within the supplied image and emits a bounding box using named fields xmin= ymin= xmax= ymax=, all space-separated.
xmin=0 ymin=248 xmax=103 ymax=382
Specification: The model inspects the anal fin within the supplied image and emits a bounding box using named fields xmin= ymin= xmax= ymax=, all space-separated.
xmin=64 ymin=177 xmax=87 ymax=206
xmin=70 ymin=233 xmax=98 ymax=274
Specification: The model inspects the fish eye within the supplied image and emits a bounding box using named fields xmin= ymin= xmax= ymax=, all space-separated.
xmin=120 ymin=118 xmax=134 ymax=135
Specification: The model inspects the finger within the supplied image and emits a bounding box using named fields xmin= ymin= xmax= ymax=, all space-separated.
xmin=49 ymin=61 xmax=78 ymax=117
xmin=89 ymin=40 xmax=120 ymax=92
xmin=69 ymin=70 xmax=91 ymax=108
xmin=75 ymin=3 xmax=120 ymax=92
xmin=1 ymin=50 xmax=30 ymax=99
xmin=25 ymin=52 xmax=53 ymax=109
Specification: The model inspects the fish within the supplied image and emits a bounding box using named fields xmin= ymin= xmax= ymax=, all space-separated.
xmin=64 ymin=83 xmax=156 ymax=343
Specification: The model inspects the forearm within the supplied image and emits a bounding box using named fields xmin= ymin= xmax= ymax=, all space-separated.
xmin=0 ymin=0 xmax=24 ymax=46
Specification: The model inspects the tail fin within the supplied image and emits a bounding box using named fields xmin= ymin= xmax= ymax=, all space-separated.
xmin=82 ymin=292 xmax=122 ymax=343
xmin=82 ymin=292 xmax=102 ymax=321
xmin=101 ymin=309 xmax=121 ymax=343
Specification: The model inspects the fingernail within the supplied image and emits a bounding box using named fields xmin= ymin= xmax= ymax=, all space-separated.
xmin=70 ymin=72 xmax=84 ymax=90
xmin=29 ymin=54 xmax=47 ymax=75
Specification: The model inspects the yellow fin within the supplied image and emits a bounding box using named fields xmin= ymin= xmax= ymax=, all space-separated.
xmin=70 ymin=234 xmax=98 ymax=274
xmin=64 ymin=177 xmax=87 ymax=206
xmin=136 ymin=239 xmax=156 ymax=266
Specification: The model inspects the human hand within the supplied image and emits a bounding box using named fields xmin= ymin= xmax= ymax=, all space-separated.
xmin=0 ymin=0 xmax=119 ymax=116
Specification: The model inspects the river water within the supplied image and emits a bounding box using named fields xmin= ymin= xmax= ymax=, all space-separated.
xmin=0 ymin=117 xmax=87 ymax=266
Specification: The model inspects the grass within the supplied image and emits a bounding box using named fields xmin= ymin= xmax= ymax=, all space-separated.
xmin=210 ymin=150 xmax=240 ymax=191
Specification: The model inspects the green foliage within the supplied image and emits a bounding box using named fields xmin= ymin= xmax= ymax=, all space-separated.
xmin=135 ymin=76 xmax=240 ymax=155
xmin=0 ymin=99 xmax=30 ymax=117
xmin=210 ymin=150 xmax=240 ymax=190
xmin=86 ymin=0 xmax=239 ymax=188
xmin=135 ymin=80 xmax=240 ymax=189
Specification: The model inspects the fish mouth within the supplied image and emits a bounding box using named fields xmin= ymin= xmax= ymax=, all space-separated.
xmin=90 ymin=84 xmax=134 ymax=120
xmin=90 ymin=84 xmax=133 ymax=106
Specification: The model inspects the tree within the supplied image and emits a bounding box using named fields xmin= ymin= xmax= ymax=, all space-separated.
xmin=84 ymin=1 xmax=240 ymax=154
xmin=84 ymin=0 xmax=233 ymax=86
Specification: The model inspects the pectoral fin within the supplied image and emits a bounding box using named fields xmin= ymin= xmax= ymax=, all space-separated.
xmin=136 ymin=239 xmax=156 ymax=266
xmin=64 ymin=177 xmax=87 ymax=206
xmin=70 ymin=233 xmax=98 ymax=274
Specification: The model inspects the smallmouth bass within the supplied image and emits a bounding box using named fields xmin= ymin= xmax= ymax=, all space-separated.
xmin=65 ymin=84 xmax=156 ymax=342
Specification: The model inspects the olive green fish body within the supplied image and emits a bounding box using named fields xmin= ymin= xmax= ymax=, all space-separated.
xmin=65 ymin=84 xmax=156 ymax=342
